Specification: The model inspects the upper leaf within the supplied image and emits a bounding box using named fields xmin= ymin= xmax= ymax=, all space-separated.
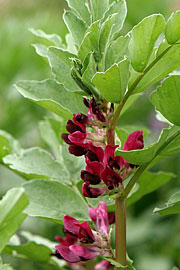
xmin=102 ymin=0 xmax=127 ymax=39
xmin=0 ymin=188 xmax=28 ymax=253
xmin=65 ymin=0 xmax=91 ymax=25
xmin=154 ymin=191 xmax=180 ymax=216
xmin=129 ymin=14 xmax=166 ymax=72
xmin=165 ymin=11 xmax=180 ymax=44
xmin=15 ymin=79 xmax=86 ymax=119
xmin=3 ymin=147 xmax=70 ymax=184
xmin=130 ymin=43 xmax=180 ymax=93
xmin=78 ymin=21 xmax=100 ymax=62
xmin=63 ymin=11 xmax=87 ymax=48
xmin=47 ymin=47 xmax=80 ymax=91
xmin=23 ymin=180 xmax=90 ymax=223
xmin=29 ymin=28 xmax=62 ymax=47
xmin=105 ymin=35 xmax=130 ymax=70
xmin=150 ymin=76 xmax=180 ymax=126
xmin=90 ymin=0 xmax=109 ymax=22
xmin=93 ymin=58 xmax=129 ymax=103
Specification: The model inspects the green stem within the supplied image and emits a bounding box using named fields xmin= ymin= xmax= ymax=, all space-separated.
xmin=115 ymin=197 xmax=126 ymax=270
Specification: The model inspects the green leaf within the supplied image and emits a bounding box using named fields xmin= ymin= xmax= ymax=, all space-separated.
xmin=32 ymin=44 xmax=48 ymax=58
xmin=65 ymin=33 xmax=77 ymax=54
xmin=65 ymin=0 xmax=91 ymax=25
xmin=131 ymin=43 xmax=180 ymax=93
xmin=129 ymin=14 xmax=165 ymax=72
xmin=3 ymin=147 xmax=70 ymax=184
xmin=102 ymin=0 xmax=127 ymax=39
xmin=165 ymin=11 xmax=180 ymax=44
xmin=0 ymin=130 xmax=20 ymax=160
xmin=150 ymin=76 xmax=180 ymax=126
xmin=116 ymin=125 xmax=149 ymax=147
xmin=160 ymin=126 xmax=180 ymax=156
xmin=15 ymin=79 xmax=86 ymax=119
xmin=82 ymin=53 xmax=97 ymax=94
xmin=90 ymin=0 xmax=109 ymax=21
xmin=105 ymin=35 xmax=130 ymax=70
xmin=63 ymin=11 xmax=87 ymax=47
xmin=23 ymin=180 xmax=90 ymax=223
xmin=0 ymin=165 xmax=25 ymax=197
xmin=29 ymin=28 xmax=62 ymax=47
xmin=4 ymin=231 xmax=57 ymax=263
xmin=127 ymin=171 xmax=174 ymax=206
xmin=154 ymin=191 xmax=180 ymax=216
xmin=99 ymin=14 xmax=116 ymax=55
xmin=47 ymin=47 xmax=80 ymax=91
xmin=60 ymin=144 xmax=85 ymax=184
xmin=39 ymin=117 xmax=65 ymax=160
xmin=93 ymin=58 xmax=129 ymax=103
xmin=78 ymin=21 xmax=100 ymax=62
xmin=0 ymin=187 xmax=28 ymax=253
xmin=120 ymin=93 xmax=142 ymax=116
xmin=0 ymin=259 xmax=14 ymax=270
xmin=115 ymin=128 xmax=170 ymax=165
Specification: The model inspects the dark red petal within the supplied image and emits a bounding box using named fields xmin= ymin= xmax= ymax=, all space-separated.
xmin=69 ymin=145 xmax=86 ymax=156
xmin=56 ymin=245 xmax=81 ymax=263
xmin=83 ymin=97 xmax=90 ymax=108
xmin=108 ymin=212 xmax=115 ymax=224
xmin=55 ymin=233 xmax=77 ymax=246
xmin=123 ymin=131 xmax=144 ymax=151
xmin=86 ymin=161 xmax=104 ymax=177
xmin=78 ymin=221 xmax=95 ymax=243
xmin=82 ymin=182 xmax=105 ymax=198
xmin=66 ymin=120 xmax=84 ymax=134
xmin=62 ymin=133 xmax=71 ymax=144
xmin=81 ymin=170 xmax=101 ymax=185
xmin=101 ymin=166 xmax=122 ymax=190
xmin=63 ymin=215 xmax=80 ymax=235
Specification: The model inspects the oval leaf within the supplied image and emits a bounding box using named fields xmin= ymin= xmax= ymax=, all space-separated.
xmin=129 ymin=14 xmax=165 ymax=72
xmin=165 ymin=11 xmax=180 ymax=44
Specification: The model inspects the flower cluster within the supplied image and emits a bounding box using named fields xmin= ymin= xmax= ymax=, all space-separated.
xmin=62 ymin=97 xmax=144 ymax=198
xmin=55 ymin=202 xmax=114 ymax=269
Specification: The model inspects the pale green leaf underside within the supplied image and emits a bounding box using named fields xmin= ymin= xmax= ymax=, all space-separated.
xmin=0 ymin=130 xmax=20 ymax=160
xmin=23 ymin=180 xmax=90 ymax=223
xmin=15 ymin=79 xmax=86 ymax=119
xmin=29 ymin=28 xmax=62 ymax=47
xmin=3 ymin=147 xmax=70 ymax=184
xmin=0 ymin=188 xmax=28 ymax=253
xmin=150 ymin=75 xmax=180 ymax=126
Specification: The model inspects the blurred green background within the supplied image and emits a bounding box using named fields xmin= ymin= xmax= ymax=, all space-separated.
xmin=1 ymin=0 xmax=180 ymax=269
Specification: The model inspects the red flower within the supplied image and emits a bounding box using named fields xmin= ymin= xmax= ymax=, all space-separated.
xmin=55 ymin=202 xmax=112 ymax=263
xmin=123 ymin=131 xmax=144 ymax=151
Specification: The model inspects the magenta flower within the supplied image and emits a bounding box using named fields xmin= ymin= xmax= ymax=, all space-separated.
xmin=55 ymin=202 xmax=113 ymax=263
xmin=95 ymin=260 xmax=113 ymax=270
xmin=123 ymin=131 xmax=144 ymax=151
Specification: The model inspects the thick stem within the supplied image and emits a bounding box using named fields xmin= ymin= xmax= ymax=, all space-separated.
xmin=115 ymin=197 xmax=126 ymax=270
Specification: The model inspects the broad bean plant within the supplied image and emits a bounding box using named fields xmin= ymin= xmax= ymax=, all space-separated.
xmin=1 ymin=1 xmax=180 ymax=269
